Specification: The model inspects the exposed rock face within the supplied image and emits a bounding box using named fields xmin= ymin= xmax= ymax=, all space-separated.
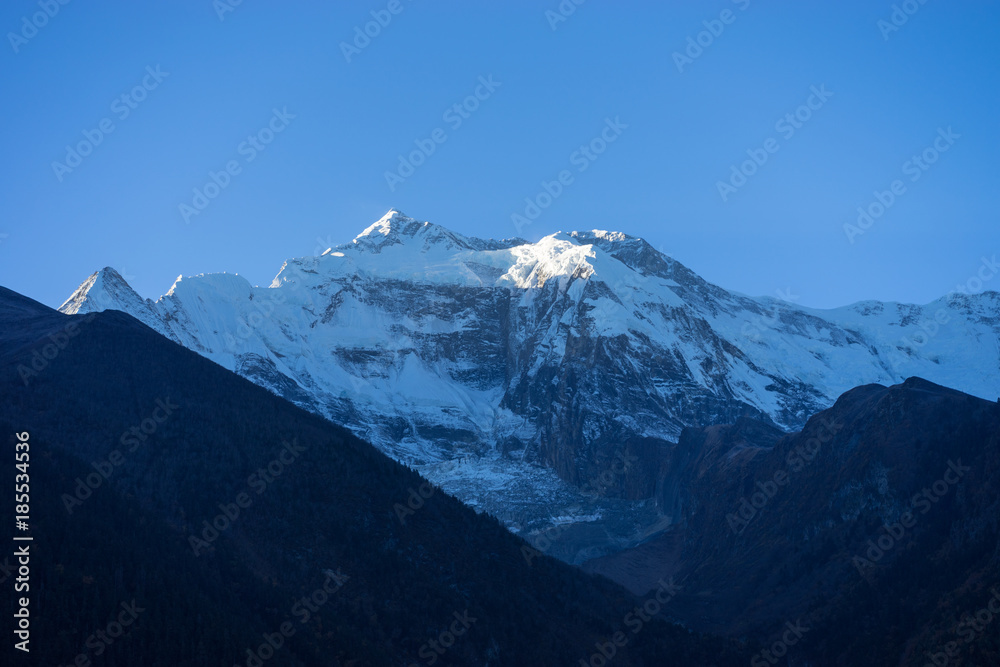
xmin=583 ymin=378 xmax=1000 ymax=665
xmin=59 ymin=211 xmax=1000 ymax=561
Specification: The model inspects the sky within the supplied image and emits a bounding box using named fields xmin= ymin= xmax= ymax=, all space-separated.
xmin=1 ymin=0 xmax=998 ymax=310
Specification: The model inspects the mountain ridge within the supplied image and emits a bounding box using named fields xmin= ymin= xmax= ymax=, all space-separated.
xmin=0 ymin=284 xmax=749 ymax=666
xmin=57 ymin=210 xmax=1000 ymax=563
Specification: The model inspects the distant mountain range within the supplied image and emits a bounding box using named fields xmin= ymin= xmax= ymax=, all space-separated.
xmin=0 ymin=286 xmax=747 ymax=666
xmin=58 ymin=210 xmax=1000 ymax=563
xmin=6 ymin=207 xmax=1000 ymax=663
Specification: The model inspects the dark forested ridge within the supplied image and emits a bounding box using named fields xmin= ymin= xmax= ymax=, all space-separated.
xmin=0 ymin=286 xmax=745 ymax=666
xmin=585 ymin=378 xmax=1000 ymax=666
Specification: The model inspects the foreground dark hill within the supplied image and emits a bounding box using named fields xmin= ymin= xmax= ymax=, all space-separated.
xmin=585 ymin=378 xmax=1000 ymax=666
xmin=0 ymin=286 xmax=746 ymax=666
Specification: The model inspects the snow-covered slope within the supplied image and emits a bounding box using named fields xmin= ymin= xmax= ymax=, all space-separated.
xmin=60 ymin=211 xmax=1000 ymax=561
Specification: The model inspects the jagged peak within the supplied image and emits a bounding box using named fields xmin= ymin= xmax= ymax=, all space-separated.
xmin=59 ymin=266 xmax=137 ymax=314
xmin=99 ymin=265 xmax=126 ymax=281
xmin=165 ymin=274 xmax=186 ymax=297
xmin=353 ymin=209 xmax=419 ymax=241
xmin=568 ymin=229 xmax=635 ymax=244
xmin=539 ymin=229 xmax=686 ymax=285
xmin=348 ymin=210 xmax=472 ymax=254
xmin=344 ymin=210 xmax=525 ymax=255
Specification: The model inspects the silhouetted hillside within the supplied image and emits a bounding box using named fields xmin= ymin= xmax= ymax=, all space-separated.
xmin=0 ymin=286 xmax=746 ymax=666
xmin=585 ymin=377 xmax=1000 ymax=666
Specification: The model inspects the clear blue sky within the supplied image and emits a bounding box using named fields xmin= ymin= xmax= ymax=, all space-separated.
xmin=1 ymin=1 xmax=998 ymax=309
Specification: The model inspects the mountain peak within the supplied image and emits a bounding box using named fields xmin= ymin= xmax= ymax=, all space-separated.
xmin=347 ymin=210 xmax=520 ymax=256
xmin=350 ymin=210 xmax=464 ymax=253
xmin=59 ymin=266 xmax=134 ymax=315
xmin=354 ymin=209 xmax=418 ymax=240
xmin=58 ymin=266 xmax=169 ymax=335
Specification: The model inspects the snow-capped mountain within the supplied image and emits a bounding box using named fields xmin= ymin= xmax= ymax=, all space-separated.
xmin=60 ymin=211 xmax=1000 ymax=561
